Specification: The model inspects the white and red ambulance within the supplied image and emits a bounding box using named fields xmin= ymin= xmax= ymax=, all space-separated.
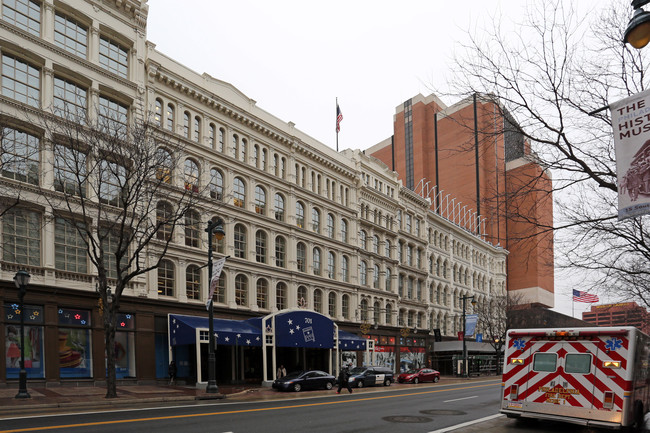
xmin=501 ymin=327 xmax=650 ymax=430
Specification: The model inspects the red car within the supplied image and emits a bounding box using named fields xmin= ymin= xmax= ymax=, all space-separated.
xmin=397 ymin=368 xmax=440 ymax=384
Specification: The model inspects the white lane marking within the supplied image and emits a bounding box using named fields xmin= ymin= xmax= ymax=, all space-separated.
xmin=443 ymin=395 xmax=478 ymax=403
xmin=427 ymin=414 xmax=504 ymax=433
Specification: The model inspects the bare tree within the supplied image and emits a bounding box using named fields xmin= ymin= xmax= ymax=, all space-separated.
xmin=32 ymin=104 xmax=210 ymax=398
xmin=441 ymin=1 xmax=650 ymax=305
xmin=475 ymin=292 xmax=525 ymax=374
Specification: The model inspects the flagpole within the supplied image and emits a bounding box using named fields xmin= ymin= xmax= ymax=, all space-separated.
xmin=336 ymin=97 xmax=339 ymax=152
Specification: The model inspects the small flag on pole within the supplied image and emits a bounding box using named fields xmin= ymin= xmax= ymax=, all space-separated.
xmin=336 ymin=103 xmax=343 ymax=133
xmin=573 ymin=289 xmax=599 ymax=303
xmin=206 ymin=256 xmax=227 ymax=310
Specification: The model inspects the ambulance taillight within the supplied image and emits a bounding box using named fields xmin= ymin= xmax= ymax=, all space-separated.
xmin=603 ymin=391 xmax=615 ymax=409
xmin=510 ymin=384 xmax=519 ymax=401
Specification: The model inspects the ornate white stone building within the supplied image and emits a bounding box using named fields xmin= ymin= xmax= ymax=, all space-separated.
xmin=0 ymin=0 xmax=506 ymax=385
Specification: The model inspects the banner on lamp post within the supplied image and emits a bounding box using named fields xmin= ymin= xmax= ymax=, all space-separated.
xmin=465 ymin=314 xmax=478 ymax=336
xmin=611 ymin=88 xmax=650 ymax=220
xmin=206 ymin=256 xmax=227 ymax=310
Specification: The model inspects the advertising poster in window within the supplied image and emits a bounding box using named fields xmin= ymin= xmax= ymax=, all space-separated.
xmin=341 ymin=351 xmax=357 ymax=368
xmin=58 ymin=308 xmax=92 ymax=378
xmin=399 ymin=347 xmax=425 ymax=373
xmin=4 ymin=304 xmax=44 ymax=379
xmin=374 ymin=346 xmax=395 ymax=371
xmin=113 ymin=313 xmax=136 ymax=378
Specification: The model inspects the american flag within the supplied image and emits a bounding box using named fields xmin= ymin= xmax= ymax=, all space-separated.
xmin=573 ymin=289 xmax=599 ymax=303
xmin=336 ymin=103 xmax=343 ymax=133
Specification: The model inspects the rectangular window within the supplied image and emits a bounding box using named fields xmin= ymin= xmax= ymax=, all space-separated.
xmin=2 ymin=54 xmax=40 ymax=107
xmin=2 ymin=0 xmax=41 ymax=36
xmin=1 ymin=128 xmax=39 ymax=184
xmin=58 ymin=308 xmax=92 ymax=378
xmin=54 ymin=77 xmax=87 ymax=121
xmin=565 ymin=353 xmax=591 ymax=374
xmin=532 ymin=352 xmax=557 ymax=372
xmin=114 ymin=314 xmax=135 ymax=379
xmin=5 ymin=303 xmax=45 ymax=379
xmin=99 ymin=160 xmax=126 ymax=207
xmin=98 ymin=95 xmax=128 ymax=134
xmin=54 ymin=145 xmax=86 ymax=196
xmin=99 ymin=36 xmax=128 ymax=78
xmin=54 ymin=217 xmax=87 ymax=273
xmin=3 ymin=208 xmax=40 ymax=266
xmin=54 ymin=12 xmax=87 ymax=58
xmin=100 ymin=229 xmax=125 ymax=279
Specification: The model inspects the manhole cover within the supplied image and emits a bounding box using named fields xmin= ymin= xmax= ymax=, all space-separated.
xmin=382 ymin=416 xmax=432 ymax=423
xmin=420 ymin=409 xmax=466 ymax=416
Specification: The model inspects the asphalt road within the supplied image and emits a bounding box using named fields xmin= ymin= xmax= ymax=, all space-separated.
xmin=0 ymin=380 xmax=502 ymax=433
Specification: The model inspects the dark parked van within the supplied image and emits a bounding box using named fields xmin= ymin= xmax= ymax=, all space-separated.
xmin=347 ymin=366 xmax=394 ymax=388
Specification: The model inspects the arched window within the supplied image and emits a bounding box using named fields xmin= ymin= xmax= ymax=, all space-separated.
xmin=166 ymin=104 xmax=174 ymax=131
xmin=385 ymin=240 xmax=391 ymax=258
xmin=255 ymin=230 xmax=267 ymax=263
xmin=209 ymin=123 xmax=215 ymax=148
xmin=342 ymin=256 xmax=349 ymax=282
xmin=240 ymin=138 xmax=247 ymax=162
xmin=312 ymin=208 xmax=320 ymax=232
xmin=256 ymin=278 xmax=268 ymax=309
xmin=373 ymin=301 xmax=380 ymax=324
xmin=274 ymin=194 xmax=285 ymax=221
xmin=193 ymin=116 xmax=200 ymax=142
xmin=296 ymin=242 xmax=306 ymax=272
xmin=360 ymin=299 xmax=369 ymax=322
xmin=184 ymin=159 xmax=199 ymax=192
xmin=296 ymin=202 xmax=305 ymax=228
xmin=373 ymin=264 xmax=380 ymax=288
xmin=314 ymin=289 xmax=323 ymax=313
xmin=156 ymin=201 xmax=174 ymax=241
xmin=183 ymin=111 xmax=190 ymax=138
xmin=276 ymin=282 xmax=287 ymax=310
xmin=385 ymin=304 xmax=393 ymax=325
xmin=215 ymin=274 xmax=226 ymax=304
xmin=328 ymin=292 xmax=336 ymax=317
xmin=158 ymin=259 xmax=174 ymax=296
xmin=372 ymin=235 xmax=379 ymax=254
xmin=254 ymin=185 xmax=266 ymax=215
xmin=327 ymin=252 xmax=335 ymax=279
xmin=327 ymin=214 xmax=335 ymax=238
xmin=231 ymin=134 xmax=239 ymax=158
xmin=234 ymin=224 xmax=247 ymax=258
xmin=360 ymin=261 xmax=367 ymax=286
xmin=313 ymin=247 xmax=321 ymax=275
xmin=218 ymin=127 xmax=225 ymax=152
xmin=385 ymin=267 xmax=392 ymax=291
xmin=341 ymin=219 xmax=348 ymax=242
xmin=297 ymin=286 xmax=308 ymax=307
xmin=342 ymin=294 xmax=350 ymax=319
xmin=275 ymin=236 xmax=286 ymax=268
xmin=360 ymin=230 xmax=367 ymax=250
xmin=262 ymin=148 xmax=267 ymax=171
xmin=155 ymin=148 xmax=173 ymax=184
xmin=233 ymin=177 xmax=245 ymax=208
xmin=209 ymin=168 xmax=223 ymax=201
xmin=235 ymin=274 xmax=248 ymax=306
xmin=184 ymin=209 xmax=200 ymax=247
xmin=154 ymin=98 xmax=162 ymax=126
xmin=186 ymin=264 xmax=201 ymax=300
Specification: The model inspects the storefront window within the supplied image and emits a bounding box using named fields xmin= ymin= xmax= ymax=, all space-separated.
xmin=4 ymin=303 xmax=44 ymax=379
xmin=58 ymin=308 xmax=92 ymax=378
xmin=113 ymin=313 xmax=136 ymax=379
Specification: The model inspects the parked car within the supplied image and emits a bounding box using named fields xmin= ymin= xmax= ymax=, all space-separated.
xmin=347 ymin=366 xmax=394 ymax=388
xmin=397 ymin=368 xmax=440 ymax=384
xmin=272 ymin=370 xmax=336 ymax=392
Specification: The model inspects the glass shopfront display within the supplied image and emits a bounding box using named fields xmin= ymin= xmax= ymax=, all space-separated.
xmin=58 ymin=308 xmax=92 ymax=378
xmin=113 ymin=313 xmax=135 ymax=379
xmin=4 ymin=303 xmax=44 ymax=379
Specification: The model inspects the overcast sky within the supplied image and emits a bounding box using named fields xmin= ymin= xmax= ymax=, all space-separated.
xmin=146 ymin=0 xmax=615 ymax=319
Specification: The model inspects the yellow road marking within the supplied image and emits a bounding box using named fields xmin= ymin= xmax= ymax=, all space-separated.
xmin=0 ymin=382 xmax=499 ymax=433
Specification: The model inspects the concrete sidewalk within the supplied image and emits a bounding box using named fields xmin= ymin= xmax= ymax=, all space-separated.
xmin=0 ymin=376 xmax=499 ymax=417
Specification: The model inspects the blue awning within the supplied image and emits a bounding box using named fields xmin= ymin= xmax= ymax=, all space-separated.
xmin=169 ymin=314 xmax=262 ymax=347
xmin=274 ymin=310 xmax=335 ymax=348
xmin=338 ymin=330 xmax=367 ymax=350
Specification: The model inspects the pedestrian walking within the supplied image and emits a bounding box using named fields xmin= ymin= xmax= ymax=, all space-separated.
xmin=276 ymin=364 xmax=286 ymax=378
xmin=336 ymin=365 xmax=352 ymax=394
xmin=168 ymin=360 xmax=177 ymax=385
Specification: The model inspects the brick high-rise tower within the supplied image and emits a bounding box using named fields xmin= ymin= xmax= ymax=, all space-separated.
xmin=368 ymin=93 xmax=554 ymax=307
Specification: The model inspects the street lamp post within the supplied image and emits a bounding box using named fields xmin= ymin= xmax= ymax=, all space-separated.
xmin=460 ymin=295 xmax=475 ymax=378
xmin=206 ymin=217 xmax=225 ymax=394
xmin=14 ymin=270 xmax=31 ymax=399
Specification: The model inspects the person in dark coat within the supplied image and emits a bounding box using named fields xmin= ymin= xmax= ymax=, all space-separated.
xmin=168 ymin=360 xmax=177 ymax=386
xmin=336 ymin=365 xmax=353 ymax=394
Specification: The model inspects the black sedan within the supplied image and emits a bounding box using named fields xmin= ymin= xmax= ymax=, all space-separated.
xmin=272 ymin=370 xmax=336 ymax=392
